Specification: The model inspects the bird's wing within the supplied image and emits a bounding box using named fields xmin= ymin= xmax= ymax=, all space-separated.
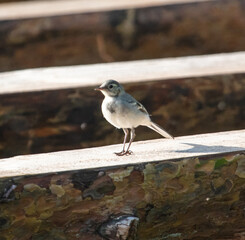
xmin=133 ymin=101 xmax=149 ymax=114
xmin=122 ymin=93 xmax=149 ymax=115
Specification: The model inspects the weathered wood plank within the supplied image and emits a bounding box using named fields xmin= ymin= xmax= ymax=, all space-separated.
xmin=1 ymin=0 xmax=245 ymax=71
xmin=1 ymin=52 xmax=245 ymax=94
xmin=0 ymin=130 xmax=245 ymax=239
xmin=0 ymin=0 xmax=213 ymax=20
xmin=1 ymin=129 xmax=245 ymax=177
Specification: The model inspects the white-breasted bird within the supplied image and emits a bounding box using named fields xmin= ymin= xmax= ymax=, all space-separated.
xmin=95 ymin=80 xmax=173 ymax=156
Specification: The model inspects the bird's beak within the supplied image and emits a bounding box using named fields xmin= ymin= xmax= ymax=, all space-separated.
xmin=94 ymin=87 xmax=105 ymax=91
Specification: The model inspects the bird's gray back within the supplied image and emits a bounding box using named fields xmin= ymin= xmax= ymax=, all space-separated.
xmin=120 ymin=93 xmax=149 ymax=115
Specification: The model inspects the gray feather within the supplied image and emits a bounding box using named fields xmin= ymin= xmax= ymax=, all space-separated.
xmin=148 ymin=122 xmax=174 ymax=139
xmin=107 ymin=102 xmax=116 ymax=113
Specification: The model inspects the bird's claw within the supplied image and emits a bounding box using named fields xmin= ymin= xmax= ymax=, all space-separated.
xmin=115 ymin=150 xmax=133 ymax=156
xmin=125 ymin=150 xmax=133 ymax=155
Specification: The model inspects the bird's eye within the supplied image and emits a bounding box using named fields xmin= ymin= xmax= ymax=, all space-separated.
xmin=108 ymin=84 xmax=113 ymax=89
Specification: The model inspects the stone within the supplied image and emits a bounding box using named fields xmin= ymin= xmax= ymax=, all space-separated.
xmin=99 ymin=215 xmax=139 ymax=240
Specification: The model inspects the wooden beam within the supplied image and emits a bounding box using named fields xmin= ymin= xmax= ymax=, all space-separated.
xmin=1 ymin=129 xmax=244 ymax=178
xmin=1 ymin=0 xmax=244 ymax=72
xmin=0 ymin=130 xmax=245 ymax=239
xmin=1 ymin=51 xmax=245 ymax=95
xmin=0 ymin=0 xmax=213 ymax=20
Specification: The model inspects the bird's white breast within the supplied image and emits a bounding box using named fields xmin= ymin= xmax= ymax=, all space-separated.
xmin=102 ymin=97 xmax=120 ymax=128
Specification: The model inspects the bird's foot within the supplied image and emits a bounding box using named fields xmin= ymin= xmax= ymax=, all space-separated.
xmin=115 ymin=150 xmax=133 ymax=156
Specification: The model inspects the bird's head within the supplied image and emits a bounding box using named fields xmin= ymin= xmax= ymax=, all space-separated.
xmin=95 ymin=80 xmax=124 ymax=97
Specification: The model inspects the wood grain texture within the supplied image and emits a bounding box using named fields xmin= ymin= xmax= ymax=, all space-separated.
xmin=0 ymin=130 xmax=245 ymax=239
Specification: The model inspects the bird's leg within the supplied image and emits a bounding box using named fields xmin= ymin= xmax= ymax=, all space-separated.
xmin=124 ymin=128 xmax=135 ymax=155
xmin=115 ymin=128 xmax=129 ymax=156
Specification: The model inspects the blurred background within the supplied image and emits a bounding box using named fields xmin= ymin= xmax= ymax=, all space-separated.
xmin=0 ymin=0 xmax=245 ymax=158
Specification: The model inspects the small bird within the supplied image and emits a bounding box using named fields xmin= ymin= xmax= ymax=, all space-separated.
xmin=95 ymin=80 xmax=173 ymax=156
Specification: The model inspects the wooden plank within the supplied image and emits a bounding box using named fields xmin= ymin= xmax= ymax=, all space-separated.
xmin=0 ymin=131 xmax=245 ymax=239
xmin=1 ymin=0 xmax=245 ymax=72
xmin=0 ymin=129 xmax=244 ymax=178
xmin=1 ymin=52 xmax=245 ymax=95
xmin=0 ymin=0 xmax=213 ymax=20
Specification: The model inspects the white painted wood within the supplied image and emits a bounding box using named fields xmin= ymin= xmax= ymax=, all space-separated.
xmin=0 ymin=0 xmax=213 ymax=20
xmin=0 ymin=129 xmax=244 ymax=178
xmin=0 ymin=52 xmax=245 ymax=95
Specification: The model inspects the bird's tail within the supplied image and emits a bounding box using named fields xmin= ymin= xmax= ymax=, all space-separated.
xmin=148 ymin=121 xmax=174 ymax=139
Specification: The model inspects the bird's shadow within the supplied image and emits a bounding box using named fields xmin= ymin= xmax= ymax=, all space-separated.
xmin=175 ymin=143 xmax=245 ymax=153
